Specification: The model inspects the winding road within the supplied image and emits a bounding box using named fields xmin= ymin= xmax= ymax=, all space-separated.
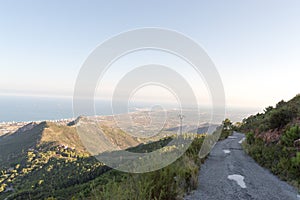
xmin=185 ymin=132 xmax=299 ymax=200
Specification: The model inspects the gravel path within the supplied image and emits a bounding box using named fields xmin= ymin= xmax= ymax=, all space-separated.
xmin=185 ymin=132 xmax=299 ymax=200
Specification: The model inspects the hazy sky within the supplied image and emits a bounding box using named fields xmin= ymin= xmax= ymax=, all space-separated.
xmin=0 ymin=0 xmax=299 ymax=109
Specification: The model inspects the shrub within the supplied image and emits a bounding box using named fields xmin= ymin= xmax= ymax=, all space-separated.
xmin=269 ymin=108 xmax=297 ymax=129
xmin=246 ymin=132 xmax=255 ymax=145
xmin=244 ymin=129 xmax=300 ymax=190
xmin=291 ymin=152 xmax=300 ymax=167
xmin=90 ymin=137 xmax=205 ymax=200
xmin=281 ymin=125 xmax=300 ymax=147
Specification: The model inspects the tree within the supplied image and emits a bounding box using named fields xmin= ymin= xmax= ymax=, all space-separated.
xmin=264 ymin=106 xmax=273 ymax=113
xmin=222 ymin=118 xmax=232 ymax=131
xmin=276 ymin=100 xmax=285 ymax=108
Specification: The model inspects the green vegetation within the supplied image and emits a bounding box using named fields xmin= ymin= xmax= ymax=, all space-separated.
xmin=218 ymin=118 xmax=234 ymax=140
xmin=83 ymin=121 xmax=232 ymax=200
xmin=239 ymin=95 xmax=300 ymax=133
xmin=240 ymin=94 xmax=300 ymax=190
xmin=281 ymin=125 xmax=300 ymax=146
xmin=86 ymin=135 xmax=206 ymax=200
xmin=0 ymin=117 xmax=210 ymax=200
xmin=1 ymin=135 xmax=206 ymax=200
xmin=0 ymin=121 xmax=127 ymax=199
xmin=0 ymin=142 xmax=108 ymax=199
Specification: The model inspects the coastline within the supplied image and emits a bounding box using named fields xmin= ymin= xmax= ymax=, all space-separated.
xmin=0 ymin=118 xmax=76 ymax=136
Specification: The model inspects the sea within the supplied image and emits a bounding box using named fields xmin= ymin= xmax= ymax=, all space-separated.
xmin=0 ymin=95 xmax=260 ymax=123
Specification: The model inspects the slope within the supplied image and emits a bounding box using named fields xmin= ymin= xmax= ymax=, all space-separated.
xmin=239 ymin=94 xmax=300 ymax=190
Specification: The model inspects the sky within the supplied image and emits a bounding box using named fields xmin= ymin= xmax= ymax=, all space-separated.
xmin=0 ymin=0 xmax=300 ymax=110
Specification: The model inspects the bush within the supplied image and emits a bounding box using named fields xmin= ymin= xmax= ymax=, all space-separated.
xmin=90 ymin=137 xmax=205 ymax=200
xmin=291 ymin=152 xmax=300 ymax=166
xmin=269 ymin=108 xmax=297 ymax=129
xmin=219 ymin=119 xmax=233 ymax=140
xmin=246 ymin=132 xmax=255 ymax=145
xmin=281 ymin=125 xmax=300 ymax=147
xmin=244 ymin=129 xmax=300 ymax=190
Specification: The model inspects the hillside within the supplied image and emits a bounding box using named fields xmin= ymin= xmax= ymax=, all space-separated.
xmin=0 ymin=115 xmax=214 ymax=199
xmin=0 ymin=117 xmax=143 ymax=199
xmin=239 ymin=94 xmax=300 ymax=189
xmin=0 ymin=120 xmax=89 ymax=168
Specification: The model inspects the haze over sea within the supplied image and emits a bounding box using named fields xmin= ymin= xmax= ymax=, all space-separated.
xmin=0 ymin=95 xmax=258 ymax=123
